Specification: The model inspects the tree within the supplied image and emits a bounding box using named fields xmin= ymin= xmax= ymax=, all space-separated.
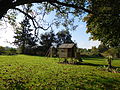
xmin=4 ymin=47 xmax=17 ymax=55
xmin=0 ymin=0 xmax=94 ymax=35
xmin=13 ymin=5 xmax=37 ymax=54
xmin=14 ymin=17 xmax=37 ymax=53
xmin=98 ymin=43 xmax=109 ymax=53
xmin=84 ymin=0 xmax=120 ymax=47
xmin=56 ymin=30 xmax=73 ymax=46
xmin=0 ymin=0 xmax=92 ymax=29
xmin=0 ymin=0 xmax=119 ymax=49
xmin=0 ymin=0 xmax=92 ymax=19
xmin=103 ymin=48 xmax=119 ymax=58
xmin=40 ymin=30 xmax=56 ymax=49
xmin=91 ymin=46 xmax=99 ymax=56
xmin=0 ymin=46 xmax=5 ymax=55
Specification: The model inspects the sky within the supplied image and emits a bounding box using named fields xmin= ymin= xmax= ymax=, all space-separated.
xmin=0 ymin=6 xmax=100 ymax=49
xmin=0 ymin=22 xmax=15 ymax=47
xmin=0 ymin=21 xmax=100 ymax=49
xmin=70 ymin=22 xmax=100 ymax=49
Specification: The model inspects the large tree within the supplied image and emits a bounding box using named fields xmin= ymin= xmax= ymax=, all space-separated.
xmin=0 ymin=0 xmax=92 ymax=33
xmin=0 ymin=0 xmax=92 ymax=19
xmin=0 ymin=0 xmax=119 ymax=48
xmin=13 ymin=5 xmax=37 ymax=53
xmin=0 ymin=0 xmax=92 ymax=37
xmin=14 ymin=17 xmax=37 ymax=53
xmin=84 ymin=0 xmax=120 ymax=47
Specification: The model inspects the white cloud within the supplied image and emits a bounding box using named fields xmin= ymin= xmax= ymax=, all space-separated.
xmin=0 ymin=23 xmax=15 ymax=47
xmin=77 ymin=40 xmax=100 ymax=49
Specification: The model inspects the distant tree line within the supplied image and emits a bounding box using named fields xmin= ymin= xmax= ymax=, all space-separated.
xmin=79 ymin=43 xmax=120 ymax=58
xmin=0 ymin=46 xmax=17 ymax=55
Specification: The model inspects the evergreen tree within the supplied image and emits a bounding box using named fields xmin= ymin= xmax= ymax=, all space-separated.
xmin=40 ymin=30 xmax=56 ymax=49
xmin=56 ymin=30 xmax=73 ymax=46
xmin=14 ymin=17 xmax=36 ymax=54
xmin=13 ymin=5 xmax=37 ymax=54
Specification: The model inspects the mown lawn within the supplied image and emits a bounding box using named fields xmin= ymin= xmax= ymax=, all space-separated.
xmin=0 ymin=55 xmax=120 ymax=89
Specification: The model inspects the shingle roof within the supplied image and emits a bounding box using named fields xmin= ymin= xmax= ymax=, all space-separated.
xmin=58 ymin=43 xmax=75 ymax=48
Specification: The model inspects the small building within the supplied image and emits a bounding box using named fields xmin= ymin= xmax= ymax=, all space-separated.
xmin=58 ymin=43 xmax=77 ymax=58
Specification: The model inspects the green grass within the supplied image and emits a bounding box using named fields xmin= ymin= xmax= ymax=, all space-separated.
xmin=0 ymin=55 xmax=120 ymax=89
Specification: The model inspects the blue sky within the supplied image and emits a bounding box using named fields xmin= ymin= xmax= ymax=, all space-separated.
xmin=70 ymin=22 xmax=100 ymax=49
xmin=0 ymin=21 xmax=100 ymax=49
xmin=0 ymin=6 xmax=100 ymax=49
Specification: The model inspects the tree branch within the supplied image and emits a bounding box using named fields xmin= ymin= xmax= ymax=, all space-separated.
xmin=0 ymin=0 xmax=93 ymax=19
xmin=14 ymin=7 xmax=52 ymax=31
xmin=53 ymin=0 xmax=93 ymax=14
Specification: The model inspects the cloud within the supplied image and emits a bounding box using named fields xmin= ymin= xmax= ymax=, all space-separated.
xmin=0 ymin=23 xmax=15 ymax=47
xmin=75 ymin=39 xmax=100 ymax=49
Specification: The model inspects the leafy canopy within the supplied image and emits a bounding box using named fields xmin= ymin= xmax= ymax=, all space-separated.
xmin=84 ymin=0 xmax=120 ymax=47
xmin=0 ymin=0 xmax=119 ymax=48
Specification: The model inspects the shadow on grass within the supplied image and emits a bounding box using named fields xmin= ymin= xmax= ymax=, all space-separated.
xmin=78 ymin=62 xmax=106 ymax=66
xmin=82 ymin=57 xmax=105 ymax=61
xmin=83 ymin=75 xmax=120 ymax=89
xmin=59 ymin=62 xmax=120 ymax=69
xmin=79 ymin=62 xmax=120 ymax=69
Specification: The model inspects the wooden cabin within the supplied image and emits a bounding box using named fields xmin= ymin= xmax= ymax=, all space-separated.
xmin=58 ymin=43 xmax=77 ymax=58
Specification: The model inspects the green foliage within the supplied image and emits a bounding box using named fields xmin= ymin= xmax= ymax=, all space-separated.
xmin=78 ymin=48 xmax=88 ymax=53
xmin=102 ymin=48 xmax=119 ymax=58
xmin=1 ymin=0 xmax=119 ymax=50
xmin=40 ymin=30 xmax=74 ymax=48
xmin=78 ymin=47 xmax=102 ymax=57
xmin=0 ymin=46 xmax=5 ymax=55
xmin=13 ymin=4 xmax=37 ymax=54
xmin=56 ymin=30 xmax=74 ymax=46
xmin=14 ymin=17 xmax=37 ymax=54
xmin=40 ymin=30 xmax=56 ymax=49
xmin=84 ymin=0 xmax=120 ymax=47
xmin=91 ymin=46 xmax=99 ymax=55
xmin=0 ymin=55 xmax=120 ymax=89
xmin=98 ymin=43 xmax=109 ymax=53
xmin=4 ymin=47 xmax=17 ymax=55
xmin=0 ymin=46 xmax=17 ymax=55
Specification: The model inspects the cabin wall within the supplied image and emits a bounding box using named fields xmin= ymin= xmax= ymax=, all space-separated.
xmin=58 ymin=48 xmax=68 ymax=58
xmin=58 ymin=44 xmax=77 ymax=58
xmin=68 ymin=49 xmax=73 ymax=57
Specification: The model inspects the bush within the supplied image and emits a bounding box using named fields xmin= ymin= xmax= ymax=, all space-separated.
xmin=0 ymin=46 xmax=5 ymax=55
xmin=0 ymin=46 xmax=17 ymax=55
xmin=5 ymin=48 xmax=17 ymax=55
xmin=102 ymin=48 xmax=119 ymax=58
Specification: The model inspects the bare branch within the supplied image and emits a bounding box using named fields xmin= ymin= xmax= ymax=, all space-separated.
xmin=14 ymin=7 xmax=52 ymax=31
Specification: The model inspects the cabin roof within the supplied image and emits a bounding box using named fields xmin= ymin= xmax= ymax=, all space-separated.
xmin=58 ymin=43 xmax=75 ymax=49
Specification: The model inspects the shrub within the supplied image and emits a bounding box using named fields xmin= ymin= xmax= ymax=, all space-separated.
xmin=0 ymin=46 xmax=5 ymax=55
xmin=102 ymin=48 xmax=119 ymax=58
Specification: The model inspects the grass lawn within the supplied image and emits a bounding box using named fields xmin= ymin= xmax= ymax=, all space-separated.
xmin=0 ymin=55 xmax=120 ymax=89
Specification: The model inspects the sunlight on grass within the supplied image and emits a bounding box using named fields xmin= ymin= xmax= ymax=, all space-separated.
xmin=0 ymin=55 xmax=120 ymax=89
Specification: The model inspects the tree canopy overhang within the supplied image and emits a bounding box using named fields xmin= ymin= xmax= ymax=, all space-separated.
xmin=0 ymin=0 xmax=93 ymax=19
xmin=0 ymin=0 xmax=119 ymax=47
